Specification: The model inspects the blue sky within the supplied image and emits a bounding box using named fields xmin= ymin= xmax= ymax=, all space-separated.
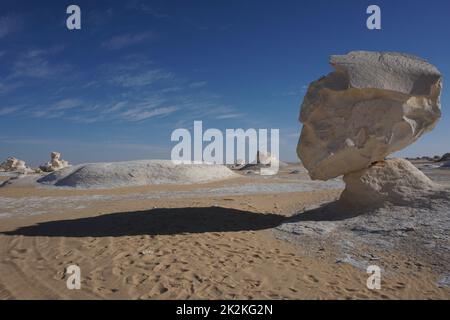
xmin=0 ymin=0 xmax=449 ymax=165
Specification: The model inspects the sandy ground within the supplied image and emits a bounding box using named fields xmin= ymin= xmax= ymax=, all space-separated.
xmin=0 ymin=163 xmax=449 ymax=299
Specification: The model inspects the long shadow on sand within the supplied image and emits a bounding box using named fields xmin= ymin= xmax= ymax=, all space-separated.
xmin=2 ymin=207 xmax=286 ymax=237
xmin=286 ymin=201 xmax=366 ymax=223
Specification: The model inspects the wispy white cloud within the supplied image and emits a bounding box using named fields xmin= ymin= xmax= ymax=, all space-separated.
xmin=120 ymin=106 xmax=178 ymax=121
xmin=183 ymin=103 xmax=239 ymax=119
xmin=0 ymin=50 xmax=240 ymax=126
xmin=111 ymin=69 xmax=173 ymax=87
xmin=31 ymin=109 xmax=65 ymax=119
xmin=0 ymin=46 xmax=68 ymax=96
xmin=104 ymin=101 xmax=128 ymax=113
xmin=64 ymin=114 xmax=104 ymax=124
xmin=160 ymin=86 xmax=183 ymax=93
xmin=216 ymin=113 xmax=244 ymax=119
xmin=103 ymin=54 xmax=154 ymax=71
xmin=102 ymin=32 xmax=154 ymax=50
xmin=20 ymin=98 xmax=84 ymax=120
xmin=0 ymin=106 xmax=22 ymax=116
xmin=52 ymin=98 xmax=83 ymax=110
xmin=12 ymin=47 xmax=69 ymax=79
xmin=0 ymin=15 xmax=23 ymax=39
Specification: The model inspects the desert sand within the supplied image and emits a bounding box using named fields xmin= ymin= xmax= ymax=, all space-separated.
xmin=0 ymin=162 xmax=449 ymax=299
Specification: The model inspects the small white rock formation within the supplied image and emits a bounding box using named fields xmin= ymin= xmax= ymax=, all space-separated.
xmin=298 ymin=51 xmax=442 ymax=180
xmin=37 ymin=160 xmax=237 ymax=189
xmin=257 ymin=151 xmax=287 ymax=167
xmin=0 ymin=157 xmax=30 ymax=174
xmin=257 ymin=151 xmax=276 ymax=165
xmin=228 ymin=151 xmax=287 ymax=171
xmin=297 ymin=51 xmax=446 ymax=208
xmin=40 ymin=152 xmax=70 ymax=172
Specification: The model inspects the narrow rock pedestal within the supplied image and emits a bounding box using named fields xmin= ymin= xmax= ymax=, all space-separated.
xmin=340 ymin=158 xmax=445 ymax=208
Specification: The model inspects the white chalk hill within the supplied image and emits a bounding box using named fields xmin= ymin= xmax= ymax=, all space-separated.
xmin=37 ymin=160 xmax=237 ymax=189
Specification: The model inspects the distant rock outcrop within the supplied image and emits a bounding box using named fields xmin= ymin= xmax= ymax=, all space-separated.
xmin=40 ymin=152 xmax=70 ymax=172
xmin=437 ymin=153 xmax=450 ymax=162
xmin=297 ymin=51 xmax=447 ymax=208
xmin=228 ymin=151 xmax=287 ymax=173
xmin=257 ymin=151 xmax=287 ymax=167
xmin=257 ymin=151 xmax=276 ymax=165
xmin=0 ymin=157 xmax=31 ymax=174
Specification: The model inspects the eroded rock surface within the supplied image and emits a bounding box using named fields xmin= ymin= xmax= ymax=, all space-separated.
xmin=0 ymin=157 xmax=30 ymax=174
xmin=37 ymin=160 xmax=237 ymax=189
xmin=340 ymin=158 xmax=445 ymax=207
xmin=40 ymin=152 xmax=70 ymax=172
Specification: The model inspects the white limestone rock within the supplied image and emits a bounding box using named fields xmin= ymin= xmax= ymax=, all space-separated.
xmin=40 ymin=152 xmax=70 ymax=172
xmin=297 ymin=51 xmax=442 ymax=180
xmin=37 ymin=160 xmax=237 ymax=189
xmin=340 ymin=158 xmax=445 ymax=207
xmin=257 ymin=151 xmax=287 ymax=167
xmin=0 ymin=157 xmax=31 ymax=174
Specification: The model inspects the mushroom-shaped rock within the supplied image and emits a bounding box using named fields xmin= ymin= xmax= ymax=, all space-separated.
xmin=297 ymin=51 xmax=442 ymax=180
